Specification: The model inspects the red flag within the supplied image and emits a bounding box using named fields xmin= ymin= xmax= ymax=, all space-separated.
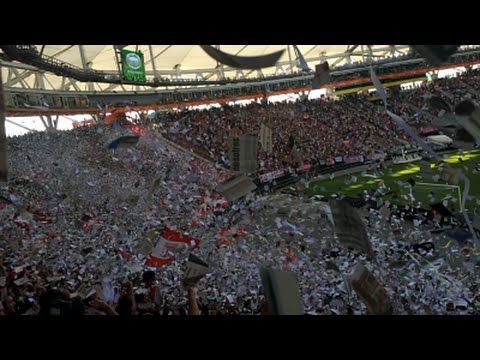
xmin=145 ymin=255 xmax=174 ymax=268
xmin=118 ymin=249 xmax=133 ymax=261
xmin=147 ymin=227 xmax=201 ymax=267
xmin=159 ymin=227 xmax=201 ymax=251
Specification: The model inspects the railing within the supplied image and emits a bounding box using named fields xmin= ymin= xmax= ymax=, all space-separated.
xmin=5 ymin=58 xmax=480 ymax=117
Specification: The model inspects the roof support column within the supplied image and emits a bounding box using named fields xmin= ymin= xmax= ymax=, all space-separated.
xmin=79 ymin=45 xmax=94 ymax=91
xmin=217 ymin=45 xmax=225 ymax=80
xmin=148 ymin=45 xmax=159 ymax=81
xmin=287 ymin=45 xmax=294 ymax=74
xmin=36 ymin=72 xmax=45 ymax=89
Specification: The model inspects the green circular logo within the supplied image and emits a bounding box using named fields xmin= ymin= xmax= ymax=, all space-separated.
xmin=126 ymin=53 xmax=142 ymax=69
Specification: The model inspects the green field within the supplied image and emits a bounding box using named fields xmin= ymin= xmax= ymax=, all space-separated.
xmin=305 ymin=149 xmax=480 ymax=213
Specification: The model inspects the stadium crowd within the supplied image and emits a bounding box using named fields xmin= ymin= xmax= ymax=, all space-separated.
xmin=1 ymin=66 xmax=480 ymax=316
xmin=151 ymin=68 xmax=480 ymax=174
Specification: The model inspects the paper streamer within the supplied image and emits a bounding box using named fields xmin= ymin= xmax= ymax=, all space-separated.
xmin=369 ymin=67 xmax=388 ymax=108
xmin=386 ymin=110 xmax=439 ymax=159
xmin=370 ymin=67 xmax=478 ymax=244
xmin=292 ymin=45 xmax=311 ymax=72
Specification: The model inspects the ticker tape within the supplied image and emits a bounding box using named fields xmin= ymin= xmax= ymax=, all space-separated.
xmin=370 ymin=67 xmax=478 ymax=243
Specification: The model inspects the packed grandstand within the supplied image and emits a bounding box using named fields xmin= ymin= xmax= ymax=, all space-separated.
xmin=1 ymin=45 xmax=480 ymax=316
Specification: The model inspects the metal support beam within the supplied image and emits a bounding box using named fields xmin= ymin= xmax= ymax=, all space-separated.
xmin=148 ymin=45 xmax=159 ymax=80
xmin=216 ymin=45 xmax=225 ymax=80
xmin=103 ymin=82 xmax=122 ymax=92
xmin=202 ymin=46 xmax=249 ymax=81
xmin=287 ymin=45 xmax=294 ymax=74
xmin=79 ymin=45 xmax=94 ymax=91
xmin=40 ymin=116 xmax=48 ymax=129
xmin=216 ymin=66 xmax=224 ymax=80
xmin=65 ymin=77 xmax=81 ymax=91
xmin=303 ymin=45 xmax=318 ymax=58
xmin=330 ymin=45 xmax=359 ymax=68
xmin=145 ymin=45 xmax=172 ymax=66
xmin=5 ymin=118 xmax=36 ymax=132
xmin=36 ymin=72 xmax=45 ymax=89
xmin=11 ymin=68 xmax=31 ymax=89
xmin=366 ymin=45 xmax=373 ymax=64
xmin=42 ymin=74 xmax=55 ymax=90
xmin=8 ymin=69 xmax=34 ymax=87
xmin=6 ymin=68 xmax=13 ymax=87
xmin=113 ymin=46 xmax=124 ymax=83
xmin=275 ymin=64 xmax=285 ymax=75
xmin=235 ymin=70 xmax=245 ymax=79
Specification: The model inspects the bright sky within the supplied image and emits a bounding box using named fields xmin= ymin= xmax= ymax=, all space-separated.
xmin=5 ymin=115 xmax=80 ymax=137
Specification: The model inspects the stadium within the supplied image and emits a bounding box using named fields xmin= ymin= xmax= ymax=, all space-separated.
xmin=1 ymin=45 xmax=480 ymax=315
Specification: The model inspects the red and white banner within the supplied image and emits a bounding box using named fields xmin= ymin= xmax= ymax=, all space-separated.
xmin=296 ymin=163 xmax=312 ymax=174
xmin=146 ymin=228 xmax=201 ymax=267
xmin=259 ymin=169 xmax=285 ymax=183
xmin=145 ymin=256 xmax=174 ymax=268
xmin=326 ymin=158 xmax=335 ymax=166
xmin=153 ymin=227 xmax=200 ymax=254
xmin=420 ymin=126 xmax=439 ymax=135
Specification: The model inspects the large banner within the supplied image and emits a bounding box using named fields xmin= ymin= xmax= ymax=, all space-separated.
xmin=260 ymin=267 xmax=304 ymax=315
xmin=183 ymin=254 xmax=209 ymax=287
xmin=329 ymin=199 xmax=374 ymax=259
xmin=349 ymin=263 xmax=393 ymax=315
xmin=229 ymin=135 xmax=258 ymax=174
xmin=259 ymin=124 xmax=273 ymax=154
xmin=216 ymin=174 xmax=257 ymax=202
xmin=121 ymin=49 xmax=146 ymax=82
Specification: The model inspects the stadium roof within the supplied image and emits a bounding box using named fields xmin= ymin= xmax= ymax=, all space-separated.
xmin=1 ymin=45 xmax=414 ymax=92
